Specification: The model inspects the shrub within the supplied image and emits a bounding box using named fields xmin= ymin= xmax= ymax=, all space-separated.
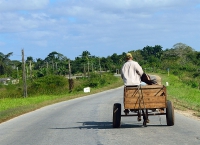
xmin=28 ymin=75 xmax=68 ymax=96
xmin=0 ymin=73 xmax=118 ymax=98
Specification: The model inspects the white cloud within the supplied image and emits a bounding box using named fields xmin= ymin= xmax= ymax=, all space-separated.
xmin=31 ymin=13 xmax=50 ymax=20
xmin=0 ymin=0 xmax=49 ymax=11
xmin=0 ymin=11 xmax=58 ymax=33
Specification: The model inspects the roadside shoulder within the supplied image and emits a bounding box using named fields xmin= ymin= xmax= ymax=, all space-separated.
xmin=175 ymin=109 xmax=200 ymax=121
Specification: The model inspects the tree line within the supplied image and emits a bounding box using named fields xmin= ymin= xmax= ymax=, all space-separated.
xmin=1 ymin=42 xmax=200 ymax=88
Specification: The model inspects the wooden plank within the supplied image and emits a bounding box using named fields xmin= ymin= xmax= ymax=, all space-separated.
xmin=125 ymin=89 xmax=139 ymax=96
xmin=125 ymin=92 xmax=166 ymax=98
xmin=125 ymin=89 xmax=166 ymax=97
xmin=141 ymin=85 xmax=165 ymax=89
xmin=124 ymin=103 xmax=166 ymax=109
xmin=124 ymin=97 xmax=166 ymax=103
xmin=125 ymin=85 xmax=165 ymax=90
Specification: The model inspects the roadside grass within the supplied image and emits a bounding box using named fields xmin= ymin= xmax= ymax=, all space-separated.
xmin=154 ymin=72 xmax=200 ymax=117
xmin=0 ymin=77 xmax=123 ymax=123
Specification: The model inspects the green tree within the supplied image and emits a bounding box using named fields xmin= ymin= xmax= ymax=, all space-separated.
xmin=172 ymin=43 xmax=194 ymax=70
xmin=0 ymin=52 xmax=13 ymax=76
xmin=44 ymin=51 xmax=68 ymax=75
xmin=141 ymin=45 xmax=163 ymax=59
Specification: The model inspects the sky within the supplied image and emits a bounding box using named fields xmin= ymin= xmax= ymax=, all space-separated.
xmin=0 ymin=0 xmax=200 ymax=61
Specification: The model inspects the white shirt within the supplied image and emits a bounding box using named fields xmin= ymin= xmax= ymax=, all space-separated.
xmin=121 ymin=60 xmax=144 ymax=86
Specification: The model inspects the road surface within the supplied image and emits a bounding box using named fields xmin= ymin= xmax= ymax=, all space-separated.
xmin=0 ymin=87 xmax=200 ymax=145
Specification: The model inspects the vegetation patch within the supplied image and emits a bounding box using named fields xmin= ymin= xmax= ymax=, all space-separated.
xmin=154 ymin=73 xmax=200 ymax=117
xmin=0 ymin=73 xmax=123 ymax=123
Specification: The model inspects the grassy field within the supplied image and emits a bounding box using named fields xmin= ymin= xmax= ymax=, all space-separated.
xmin=0 ymin=77 xmax=123 ymax=123
xmin=154 ymin=72 xmax=200 ymax=117
xmin=1 ymin=73 xmax=200 ymax=123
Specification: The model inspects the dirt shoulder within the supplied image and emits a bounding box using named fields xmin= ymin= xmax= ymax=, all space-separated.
xmin=175 ymin=110 xmax=200 ymax=121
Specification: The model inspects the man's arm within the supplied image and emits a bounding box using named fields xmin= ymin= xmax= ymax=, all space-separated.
xmin=135 ymin=62 xmax=144 ymax=76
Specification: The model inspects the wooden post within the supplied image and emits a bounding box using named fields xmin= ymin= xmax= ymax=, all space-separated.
xmin=68 ymin=60 xmax=71 ymax=79
xmin=22 ymin=49 xmax=27 ymax=98
xmin=55 ymin=62 xmax=58 ymax=70
xmin=29 ymin=61 xmax=32 ymax=79
xmin=26 ymin=66 xmax=28 ymax=79
xmin=17 ymin=67 xmax=19 ymax=79
xmin=52 ymin=60 xmax=54 ymax=73
xmin=91 ymin=63 xmax=93 ymax=72
xmin=99 ymin=57 xmax=101 ymax=76
xmin=84 ymin=64 xmax=86 ymax=77
xmin=167 ymin=68 xmax=169 ymax=76
xmin=116 ymin=69 xmax=119 ymax=74
xmin=87 ymin=61 xmax=89 ymax=77
xmin=68 ymin=60 xmax=73 ymax=92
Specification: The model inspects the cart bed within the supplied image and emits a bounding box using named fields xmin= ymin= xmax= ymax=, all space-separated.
xmin=124 ymin=85 xmax=167 ymax=109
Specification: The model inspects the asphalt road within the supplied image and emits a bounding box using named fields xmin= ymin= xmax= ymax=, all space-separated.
xmin=0 ymin=87 xmax=200 ymax=145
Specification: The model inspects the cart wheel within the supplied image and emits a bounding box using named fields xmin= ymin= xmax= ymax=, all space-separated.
xmin=113 ymin=103 xmax=121 ymax=128
xmin=166 ymin=100 xmax=174 ymax=126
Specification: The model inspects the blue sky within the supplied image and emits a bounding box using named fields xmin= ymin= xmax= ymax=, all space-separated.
xmin=0 ymin=0 xmax=200 ymax=61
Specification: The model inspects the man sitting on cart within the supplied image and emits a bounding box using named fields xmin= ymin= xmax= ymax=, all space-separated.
xmin=121 ymin=52 xmax=144 ymax=114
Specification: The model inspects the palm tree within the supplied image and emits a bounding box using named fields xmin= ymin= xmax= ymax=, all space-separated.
xmin=44 ymin=51 xmax=68 ymax=75
xmin=79 ymin=51 xmax=91 ymax=76
xmin=0 ymin=52 xmax=13 ymax=75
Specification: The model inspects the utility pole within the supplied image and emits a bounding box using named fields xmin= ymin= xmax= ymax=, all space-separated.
xmin=22 ymin=49 xmax=27 ymax=98
xmin=84 ymin=64 xmax=86 ymax=77
xmin=55 ymin=62 xmax=58 ymax=70
xmin=68 ymin=60 xmax=71 ymax=79
xmin=29 ymin=61 xmax=32 ymax=79
xmin=17 ymin=67 xmax=19 ymax=79
xmin=99 ymin=57 xmax=101 ymax=76
xmin=91 ymin=63 xmax=93 ymax=72
xmin=87 ymin=61 xmax=90 ymax=77
xmin=68 ymin=60 xmax=73 ymax=92
xmin=26 ymin=66 xmax=28 ymax=79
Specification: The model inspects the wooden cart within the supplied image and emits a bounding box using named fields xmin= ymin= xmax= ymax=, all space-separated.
xmin=113 ymin=85 xmax=174 ymax=128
